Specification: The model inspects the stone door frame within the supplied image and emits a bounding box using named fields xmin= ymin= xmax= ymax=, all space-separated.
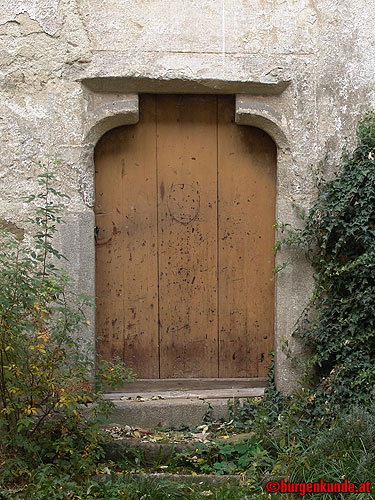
xmin=80 ymin=85 xmax=293 ymax=392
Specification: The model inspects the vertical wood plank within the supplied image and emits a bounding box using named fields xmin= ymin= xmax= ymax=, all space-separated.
xmin=95 ymin=129 xmax=125 ymax=366
xmin=217 ymin=96 xmax=276 ymax=377
xmin=157 ymin=95 xmax=219 ymax=378
xmin=95 ymin=95 xmax=159 ymax=378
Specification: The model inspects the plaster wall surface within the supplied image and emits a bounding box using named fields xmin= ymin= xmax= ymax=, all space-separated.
xmin=1 ymin=0 xmax=374 ymax=391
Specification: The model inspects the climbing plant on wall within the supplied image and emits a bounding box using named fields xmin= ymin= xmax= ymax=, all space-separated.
xmin=276 ymin=112 xmax=375 ymax=418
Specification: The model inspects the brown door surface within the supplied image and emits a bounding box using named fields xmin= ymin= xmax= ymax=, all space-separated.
xmin=95 ymin=95 xmax=276 ymax=379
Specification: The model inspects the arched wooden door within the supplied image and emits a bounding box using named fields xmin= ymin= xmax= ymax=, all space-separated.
xmin=95 ymin=95 xmax=276 ymax=379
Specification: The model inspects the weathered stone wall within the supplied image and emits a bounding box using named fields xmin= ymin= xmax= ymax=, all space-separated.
xmin=1 ymin=0 xmax=374 ymax=391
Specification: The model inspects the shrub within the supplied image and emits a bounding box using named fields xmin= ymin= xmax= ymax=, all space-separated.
xmin=0 ymin=159 xmax=134 ymax=485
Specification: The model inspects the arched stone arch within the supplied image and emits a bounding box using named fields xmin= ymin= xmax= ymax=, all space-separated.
xmin=78 ymin=94 xmax=139 ymax=209
xmin=235 ymin=97 xmax=290 ymax=151
xmin=84 ymin=97 xmax=139 ymax=147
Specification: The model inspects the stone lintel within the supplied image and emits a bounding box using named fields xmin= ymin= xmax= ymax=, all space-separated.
xmin=81 ymin=76 xmax=290 ymax=96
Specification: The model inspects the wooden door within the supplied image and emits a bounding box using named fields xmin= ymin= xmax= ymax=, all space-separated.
xmin=95 ymin=95 xmax=276 ymax=379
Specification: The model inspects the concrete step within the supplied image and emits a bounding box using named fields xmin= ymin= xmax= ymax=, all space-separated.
xmin=103 ymin=429 xmax=256 ymax=465
xmin=96 ymin=473 xmax=242 ymax=485
xmin=104 ymin=386 xmax=265 ymax=428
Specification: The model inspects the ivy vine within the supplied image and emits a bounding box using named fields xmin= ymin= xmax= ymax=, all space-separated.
xmin=277 ymin=112 xmax=375 ymax=418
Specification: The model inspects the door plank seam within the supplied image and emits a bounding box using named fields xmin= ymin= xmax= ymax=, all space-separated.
xmin=216 ymin=96 xmax=220 ymax=378
xmin=155 ymin=95 xmax=161 ymax=379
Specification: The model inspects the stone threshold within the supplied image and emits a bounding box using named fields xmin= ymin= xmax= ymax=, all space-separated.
xmin=105 ymin=377 xmax=267 ymax=396
xmin=104 ymin=387 xmax=264 ymax=402
xmin=104 ymin=379 xmax=266 ymax=428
